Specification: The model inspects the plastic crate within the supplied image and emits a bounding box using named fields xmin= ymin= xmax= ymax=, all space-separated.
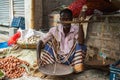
xmin=110 ymin=60 xmax=120 ymax=80
xmin=11 ymin=17 xmax=25 ymax=30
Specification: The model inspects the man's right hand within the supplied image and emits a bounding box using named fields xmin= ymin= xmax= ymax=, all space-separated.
xmin=36 ymin=40 xmax=44 ymax=66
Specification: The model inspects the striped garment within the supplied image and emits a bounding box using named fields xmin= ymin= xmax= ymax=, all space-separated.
xmin=39 ymin=39 xmax=87 ymax=67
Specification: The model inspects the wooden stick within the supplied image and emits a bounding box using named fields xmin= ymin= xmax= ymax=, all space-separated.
xmin=57 ymin=20 xmax=89 ymax=24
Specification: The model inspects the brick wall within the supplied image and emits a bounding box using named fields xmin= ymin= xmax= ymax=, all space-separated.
xmin=85 ymin=14 xmax=120 ymax=61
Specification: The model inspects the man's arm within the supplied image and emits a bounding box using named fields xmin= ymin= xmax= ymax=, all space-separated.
xmin=78 ymin=5 xmax=87 ymax=44
xmin=36 ymin=40 xmax=44 ymax=66
xmin=78 ymin=24 xmax=84 ymax=45
xmin=36 ymin=28 xmax=53 ymax=65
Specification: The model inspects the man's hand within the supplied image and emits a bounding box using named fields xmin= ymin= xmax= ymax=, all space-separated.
xmin=78 ymin=24 xmax=84 ymax=45
xmin=36 ymin=40 xmax=44 ymax=67
xmin=79 ymin=5 xmax=87 ymax=21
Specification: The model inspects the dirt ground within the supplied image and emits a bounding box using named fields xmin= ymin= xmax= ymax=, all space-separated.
xmin=0 ymin=47 xmax=110 ymax=80
xmin=0 ymin=33 xmax=110 ymax=80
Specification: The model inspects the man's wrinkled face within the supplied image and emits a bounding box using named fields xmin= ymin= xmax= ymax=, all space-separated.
xmin=60 ymin=13 xmax=73 ymax=28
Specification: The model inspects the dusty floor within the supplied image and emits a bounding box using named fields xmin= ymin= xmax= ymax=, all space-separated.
xmin=0 ymin=47 xmax=110 ymax=80
xmin=0 ymin=30 xmax=110 ymax=80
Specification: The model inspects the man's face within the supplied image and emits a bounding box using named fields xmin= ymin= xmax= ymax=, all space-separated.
xmin=60 ymin=13 xmax=73 ymax=28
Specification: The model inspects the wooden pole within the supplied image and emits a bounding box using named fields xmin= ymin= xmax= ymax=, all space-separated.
xmin=57 ymin=20 xmax=90 ymax=24
xmin=30 ymin=0 xmax=35 ymax=29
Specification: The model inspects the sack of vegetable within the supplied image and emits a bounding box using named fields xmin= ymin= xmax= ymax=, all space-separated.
xmin=17 ymin=29 xmax=45 ymax=49
xmin=17 ymin=35 xmax=40 ymax=49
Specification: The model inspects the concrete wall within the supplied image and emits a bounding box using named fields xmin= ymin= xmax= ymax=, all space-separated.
xmin=24 ymin=0 xmax=31 ymax=29
xmin=34 ymin=0 xmax=42 ymax=30
xmin=85 ymin=14 xmax=120 ymax=62
xmin=24 ymin=0 xmax=74 ymax=30
xmin=25 ymin=0 xmax=42 ymax=30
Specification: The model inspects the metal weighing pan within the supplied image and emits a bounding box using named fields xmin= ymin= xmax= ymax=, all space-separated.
xmin=39 ymin=63 xmax=73 ymax=76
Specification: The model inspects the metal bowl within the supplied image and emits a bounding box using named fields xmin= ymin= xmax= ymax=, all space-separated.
xmin=39 ymin=63 xmax=73 ymax=76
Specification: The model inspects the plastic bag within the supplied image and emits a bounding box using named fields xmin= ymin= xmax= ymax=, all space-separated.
xmin=8 ymin=31 xmax=21 ymax=46
xmin=68 ymin=0 xmax=86 ymax=18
